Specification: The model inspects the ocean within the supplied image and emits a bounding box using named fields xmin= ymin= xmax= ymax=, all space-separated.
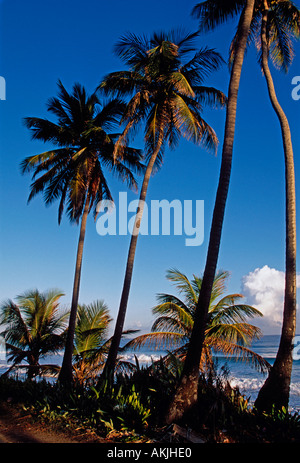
xmin=1 ymin=335 xmax=299 ymax=413
xmin=120 ymin=335 xmax=300 ymax=413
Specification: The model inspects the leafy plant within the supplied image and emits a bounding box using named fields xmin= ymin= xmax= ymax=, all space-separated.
xmin=113 ymin=385 xmax=151 ymax=432
xmin=0 ymin=290 xmax=67 ymax=379
xmin=125 ymin=269 xmax=270 ymax=373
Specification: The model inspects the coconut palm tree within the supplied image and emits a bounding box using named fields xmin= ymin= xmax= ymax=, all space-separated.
xmin=124 ymin=269 xmax=270 ymax=375
xmin=0 ymin=289 xmax=67 ymax=379
xmin=170 ymin=0 xmax=298 ymax=421
xmin=98 ymin=29 xmax=226 ymax=385
xmin=73 ymin=301 xmax=139 ymax=386
xmin=21 ymin=81 xmax=144 ymax=385
xmin=246 ymin=0 xmax=299 ymax=412
xmin=167 ymin=0 xmax=256 ymax=424
xmin=73 ymin=300 xmax=112 ymax=387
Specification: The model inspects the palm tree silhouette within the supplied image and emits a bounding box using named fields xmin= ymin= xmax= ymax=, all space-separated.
xmin=21 ymin=81 xmax=144 ymax=385
xmin=98 ymin=29 xmax=226 ymax=385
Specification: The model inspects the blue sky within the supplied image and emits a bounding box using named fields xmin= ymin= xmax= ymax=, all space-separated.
xmin=0 ymin=0 xmax=299 ymax=335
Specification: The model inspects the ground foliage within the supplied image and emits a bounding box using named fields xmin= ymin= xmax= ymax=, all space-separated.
xmin=0 ymin=361 xmax=300 ymax=443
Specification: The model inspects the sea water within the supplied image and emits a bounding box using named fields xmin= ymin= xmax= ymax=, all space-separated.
xmin=118 ymin=335 xmax=300 ymax=413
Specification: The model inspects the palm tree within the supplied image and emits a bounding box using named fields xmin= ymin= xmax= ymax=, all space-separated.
xmin=125 ymin=269 xmax=270 ymax=375
xmin=98 ymin=29 xmax=226 ymax=385
xmin=0 ymin=289 xmax=67 ymax=379
xmin=21 ymin=81 xmax=144 ymax=385
xmin=73 ymin=300 xmax=112 ymax=387
xmin=167 ymin=0 xmax=256 ymax=424
xmin=190 ymin=0 xmax=299 ymax=413
xmin=73 ymin=301 xmax=139 ymax=386
xmin=247 ymin=0 xmax=299 ymax=412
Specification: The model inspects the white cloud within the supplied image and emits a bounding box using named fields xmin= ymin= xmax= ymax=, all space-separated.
xmin=242 ymin=265 xmax=300 ymax=334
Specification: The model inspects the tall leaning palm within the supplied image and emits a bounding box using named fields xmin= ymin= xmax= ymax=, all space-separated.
xmin=125 ymin=269 xmax=270 ymax=374
xmin=21 ymin=81 xmax=143 ymax=385
xmin=99 ymin=30 xmax=226 ymax=385
xmin=166 ymin=0 xmax=256 ymax=424
xmin=248 ymin=0 xmax=299 ymax=412
xmin=0 ymin=289 xmax=67 ymax=379
xmin=191 ymin=0 xmax=299 ymax=413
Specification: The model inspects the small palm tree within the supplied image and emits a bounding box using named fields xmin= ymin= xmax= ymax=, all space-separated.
xmin=21 ymin=81 xmax=144 ymax=385
xmin=125 ymin=269 xmax=269 ymax=374
xmin=99 ymin=29 xmax=226 ymax=383
xmin=73 ymin=300 xmax=112 ymax=387
xmin=0 ymin=289 xmax=68 ymax=379
xmin=73 ymin=301 xmax=138 ymax=387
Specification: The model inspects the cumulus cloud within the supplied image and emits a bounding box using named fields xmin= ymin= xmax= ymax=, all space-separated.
xmin=242 ymin=265 xmax=300 ymax=334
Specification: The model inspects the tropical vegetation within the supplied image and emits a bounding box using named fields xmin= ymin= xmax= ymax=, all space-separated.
xmin=0 ymin=0 xmax=299 ymax=444
xmin=72 ymin=301 xmax=112 ymax=387
xmin=0 ymin=289 xmax=67 ymax=379
xmin=125 ymin=269 xmax=270 ymax=374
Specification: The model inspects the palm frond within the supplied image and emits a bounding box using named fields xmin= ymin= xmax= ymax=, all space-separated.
xmin=209 ymin=296 xmax=263 ymax=325
xmin=113 ymin=32 xmax=150 ymax=69
xmin=193 ymin=86 xmax=227 ymax=108
xmin=172 ymin=93 xmax=219 ymax=152
xmin=206 ymin=322 xmax=262 ymax=347
xmin=123 ymin=331 xmax=184 ymax=351
xmin=267 ymin=3 xmax=298 ymax=72
xmin=165 ymin=268 xmax=198 ymax=306
xmin=180 ymin=47 xmax=225 ymax=85
xmin=192 ymin=0 xmax=245 ymax=32
xmin=127 ymin=267 xmax=266 ymax=376
xmin=210 ymin=338 xmax=271 ymax=373
xmin=74 ymin=301 xmax=112 ymax=359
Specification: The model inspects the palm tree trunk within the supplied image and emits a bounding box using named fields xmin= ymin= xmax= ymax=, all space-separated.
xmin=165 ymin=0 xmax=256 ymax=424
xmin=100 ymin=144 xmax=162 ymax=386
xmin=255 ymin=3 xmax=297 ymax=412
xmin=28 ymin=353 xmax=39 ymax=380
xmin=59 ymin=194 xmax=90 ymax=386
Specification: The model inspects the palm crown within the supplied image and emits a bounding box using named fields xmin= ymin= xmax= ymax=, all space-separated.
xmin=99 ymin=29 xmax=227 ymax=164
xmin=127 ymin=269 xmax=270 ymax=373
xmin=21 ymin=80 xmax=144 ymax=224
xmin=193 ymin=1 xmax=300 ymax=73
xmin=20 ymin=81 xmax=145 ymax=385
xmin=229 ymin=1 xmax=300 ymax=72
xmin=0 ymin=289 xmax=68 ymax=379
